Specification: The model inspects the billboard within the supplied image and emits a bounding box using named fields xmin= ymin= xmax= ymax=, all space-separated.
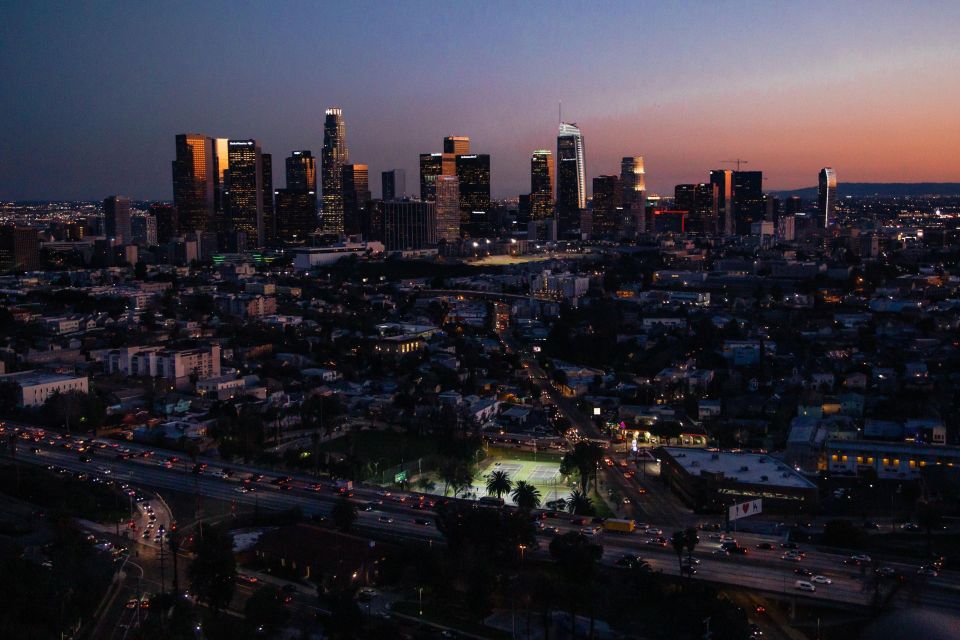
xmin=728 ymin=499 xmax=762 ymax=522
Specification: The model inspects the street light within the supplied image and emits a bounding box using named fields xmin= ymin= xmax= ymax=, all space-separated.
xmin=518 ymin=544 xmax=527 ymax=568
xmin=418 ymin=587 xmax=423 ymax=617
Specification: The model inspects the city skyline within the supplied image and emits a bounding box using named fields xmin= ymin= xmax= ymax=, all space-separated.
xmin=2 ymin=2 xmax=960 ymax=202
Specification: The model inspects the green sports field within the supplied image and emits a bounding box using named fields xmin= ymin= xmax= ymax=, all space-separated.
xmin=468 ymin=451 xmax=573 ymax=506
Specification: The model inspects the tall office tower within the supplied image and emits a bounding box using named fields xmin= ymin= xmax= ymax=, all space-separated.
xmin=674 ymin=183 xmax=714 ymax=233
xmin=321 ymin=107 xmax=349 ymax=234
xmin=764 ymin=194 xmax=781 ymax=223
xmin=435 ymin=175 xmax=461 ymax=243
xmin=709 ymin=169 xmax=734 ymax=235
xmin=274 ymin=189 xmax=318 ymax=242
xmin=732 ymin=171 xmax=764 ymax=235
xmin=341 ymin=163 xmax=370 ymax=236
xmin=455 ymin=154 xmax=491 ymax=234
xmin=364 ymin=200 xmax=386 ymax=242
xmin=419 ymin=153 xmax=444 ymax=201
xmin=382 ymin=201 xmax=437 ymax=251
xmin=213 ymin=137 xmax=231 ymax=221
xmin=261 ymin=153 xmax=274 ymax=244
xmin=557 ymin=122 xmax=586 ymax=234
xmin=530 ymin=150 xmax=555 ymax=220
xmin=172 ymin=134 xmax=216 ymax=234
xmin=103 ymin=195 xmax=132 ymax=243
xmin=818 ymin=167 xmax=837 ymax=227
xmin=150 ymin=203 xmax=178 ymax=244
xmin=591 ymin=175 xmax=622 ymax=238
xmin=381 ymin=169 xmax=406 ymax=201
xmin=0 ymin=226 xmax=40 ymax=273
xmin=443 ymin=136 xmax=471 ymax=155
xmin=286 ymin=150 xmax=317 ymax=192
xmin=785 ymin=196 xmax=803 ymax=216
xmin=226 ymin=139 xmax=264 ymax=249
xmin=130 ymin=214 xmax=158 ymax=246
xmin=620 ymin=156 xmax=645 ymax=205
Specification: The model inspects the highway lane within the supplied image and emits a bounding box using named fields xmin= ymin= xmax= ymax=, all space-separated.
xmin=7 ymin=425 xmax=958 ymax=613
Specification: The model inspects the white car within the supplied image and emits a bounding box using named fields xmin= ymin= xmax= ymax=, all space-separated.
xmin=811 ymin=575 xmax=832 ymax=584
xmin=794 ymin=580 xmax=816 ymax=592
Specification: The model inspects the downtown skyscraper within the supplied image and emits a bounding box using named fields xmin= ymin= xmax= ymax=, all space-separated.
xmin=172 ymin=134 xmax=216 ymax=234
xmin=620 ymin=156 xmax=646 ymax=235
xmin=435 ymin=174 xmax=460 ymax=243
xmin=103 ymin=195 xmax=132 ymax=243
xmin=275 ymin=150 xmax=317 ymax=243
xmin=341 ymin=163 xmax=370 ymax=236
xmin=321 ymin=108 xmax=348 ymax=235
xmin=225 ymin=139 xmax=266 ymax=249
xmin=381 ymin=169 xmax=406 ymax=201
xmin=455 ymin=154 xmax=490 ymax=235
xmin=819 ymin=167 xmax=837 ymax=227
xmin=530 ymin=150 xmax=554 ymax=220
xmin=557 ymin=122 xmax=586 ymax=235
xmin=286 ymin=150 xmax=317 ymax=193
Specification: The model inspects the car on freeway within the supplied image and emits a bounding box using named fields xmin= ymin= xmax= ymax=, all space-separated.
xmin=811 ymin=575 xmax=832 ymax=584
xmin=378 ymin=515 xmax=394 ymax=524
xmin=681 ymin=565 xmax=697 ymax=576
xmin=794 ymin=580 xmax=816 ymax=592
xmin=901 ymin=522 xmax=920 ymax=532
xmin=755 ymin=542 xmax=775 ymax=550
xmin=917 ymin=566 xmax=939 ymax=576
xmin=237 ymin=574 xmax=259 ymax=585
xmin=794 ymin=568 xmax=813 ymax=577
xmin=781 ymin=554 xmax=802 ymax=562
xmin=851 ymin=554 xmax=872 ymax=563
xmin=727 ymin=546 xmax=748 ymax=555
xmin=876 ymin=566 xmax=897 ymax=577
xmin=414 ymin=518 xmax=432 ymax=526
xmin=779 ymin=542 xmax=799 ymax=550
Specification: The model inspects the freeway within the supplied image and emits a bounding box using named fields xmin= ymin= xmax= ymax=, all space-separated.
xmin=5 ymin=424 xmax=959 ymax=615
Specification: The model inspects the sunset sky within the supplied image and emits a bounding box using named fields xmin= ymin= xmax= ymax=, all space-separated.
xmin=2 ymin=1 xmax=959 ymax=200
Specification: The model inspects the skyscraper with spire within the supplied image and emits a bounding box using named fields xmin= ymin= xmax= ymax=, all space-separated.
xmin=321 ymin=108 xmax=348 ymax=234
xmin=557 ymin=122 xmax=586 ymax=235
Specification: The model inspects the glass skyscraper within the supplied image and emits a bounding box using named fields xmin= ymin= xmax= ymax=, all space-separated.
xmin=172 ymin=133 xmax=216 ymax=234
xmin=321 ymin=107 xmax=348 ymax=234
xmin=226 ymin=139 xmax=264 ymax=249
xmin=435 ymin=175 xmax=460 ymax=243
xmin=557 ymin=122 xmax=586 ymax=234
xmin=286 ymin=150 xmax=316 ymax=193
xmin=530 ymin=150 xmax=554 ymax=220
xmin=819 ymin=167 xmax=837 ymax=227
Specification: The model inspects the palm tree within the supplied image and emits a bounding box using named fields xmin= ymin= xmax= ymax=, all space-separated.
xmin=671 ymin=530 xmax=687 ymax=575
xmin=560 ymin=441 xmax=606 ymax=494
xmin=511 ymin=481 xmax=542 ymax=513
xmin=564 ymin=489 xmax=595 ymax=516
xmin=486 ymin=470 xmax=513 ymax=500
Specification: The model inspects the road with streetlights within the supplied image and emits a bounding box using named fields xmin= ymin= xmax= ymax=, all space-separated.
xmin=6 ymin=423 xmax=960 ymax=621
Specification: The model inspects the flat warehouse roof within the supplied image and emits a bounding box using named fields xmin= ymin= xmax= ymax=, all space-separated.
xmin=661 ymin=447 xmax=817 ymax=490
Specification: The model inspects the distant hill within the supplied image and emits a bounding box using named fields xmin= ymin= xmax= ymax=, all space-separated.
xmin=775 ymin=183 xmax=960 ymax=199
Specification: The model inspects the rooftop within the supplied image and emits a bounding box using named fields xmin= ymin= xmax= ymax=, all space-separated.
xmin=661 ymin=447 xmax=817 ymax=489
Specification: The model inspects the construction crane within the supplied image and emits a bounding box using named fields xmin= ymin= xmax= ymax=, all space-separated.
xmin=720 ymin=159 xmax=749 ymax=171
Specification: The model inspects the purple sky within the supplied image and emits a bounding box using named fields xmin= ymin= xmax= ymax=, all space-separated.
xmin=2 ymin=1 xmax=959 ymax=201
